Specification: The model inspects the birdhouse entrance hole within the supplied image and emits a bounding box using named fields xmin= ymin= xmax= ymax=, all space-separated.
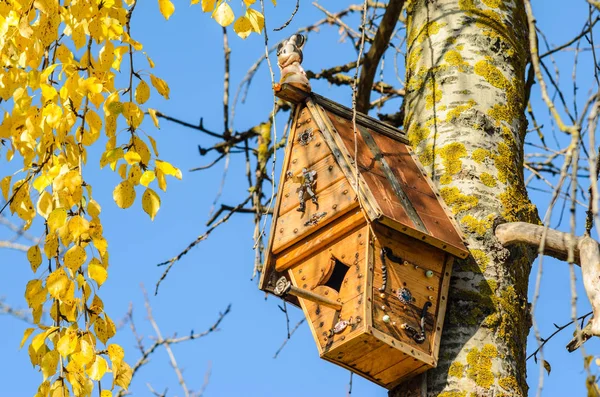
xmin=323 ymin=256 xmax=350 ymax=292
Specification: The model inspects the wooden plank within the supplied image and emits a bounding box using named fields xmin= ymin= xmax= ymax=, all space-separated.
xmin=305 ymin=99 xmax=382 ymax=221
xmin=259 ymin=104 xmax=303 ymax=291
xmin=288 ymin=122 xmax=331 ymax=173
xmin=323 ymin=332 xmax=381 ymax=364
xmin=350 ymin=343 xmax=409 ymax=378
xmin=431 ymin=255 xmax=453 ymax=365
xmin=274 ymin=82 xmax=310 ymax=104
xmin=272 ymin=178 xmax=359 ymax=253
xmin=369 ymin=326 xmax=435 ymax=366
xmin=373 ymin=136 xmax=468 ymax=256
xmin=356 ymin=124 xmax=427 ymax=233
xmin=374 ymin=223 xmax=446 ymax=271
xmin=274 ymin=207 xmax=365 ymax=271
xmin=361 ymin=171 xmax=414 ymax=228
xmin=279 ymin=154 xmax=345 ymax=215
xmin=312 ymin=93 xmax=409 ymax=144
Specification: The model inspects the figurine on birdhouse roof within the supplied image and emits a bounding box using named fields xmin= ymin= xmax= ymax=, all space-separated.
xmin=260 ymin=34 xmax=469 ymax=390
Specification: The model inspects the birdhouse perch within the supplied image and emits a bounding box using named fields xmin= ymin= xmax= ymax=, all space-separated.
xmin=260 ymin=35 xmax=468 ymax=390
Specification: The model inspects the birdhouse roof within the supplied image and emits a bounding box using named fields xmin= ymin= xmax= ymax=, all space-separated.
xmin=273 ymin=84 xmax=469 ymax=259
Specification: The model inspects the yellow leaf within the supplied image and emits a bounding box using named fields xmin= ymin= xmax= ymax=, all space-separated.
xmin=89 ymin=263 xmax=108 ymax=287
xmin=213 ymin=1 xmax=234 ymax=26
xmin=156 ymin=169 xmax=167 ymax=191
xmin=243 ymin=0 xmax=256 ymax=5
xmin=150 ymin=74 xmax=170 ymax=99
xmin=246 ymin=8 xmax=264 ymax=33
xmin=128 ymin=165 xmax=142 ymax=185
xmin=47 ymin=208 xmax=67 ymax=234
xmin=135 ymin=80 xmax=150 ymax=105
xmin=144 ymin=52 xmax=155 ymax=68
xmin=107 ymin=344 xmax=124 ymax=374
xmin=43 ymin=233 xmax=59 ymax=258
xmin=41 ymin=350 xmax=59 ymax=380
xmin=21 ymin=328 xmax=35 ymax=349
xmin=101 ymin=391 xmax=113 ymax=397
xmin=142 ymin=188 xmax=161 ymax=220
xmin=122 ymin=102 xmax=144 ymax=129
xmin=47 ymin=268 xmax=69 ymax=300
xmin=156 ymin=160 xmax=182 ymax=180
xmin=68 ymin=215 xmax=89 ymax=241
xmin=93 ymin=236 xmax=108 ymax=256
xmin=113 ymin=181 xmax=136 ymax=209
xmin=94 ymin=315 xmax=115 ymax=345
xmin=148 ymin=136 xmax=159 ymax=156
xmin=201 ymin=0 xmax=216 ymax=12
xmin=148 ymin=108 xmax=160 ymax=128
xmin=158 ymin=0 xmax=175 ymax=20
xmin=140 ymin=170 xmax=156 ymax=187
xmin=124 ymin=151 xmax=141 ymax=165
xmin=0 ymin=175 xmax=10 ymax=201
xmin=88 ymin=199 xmax=101 ymax=218
xmin=57 ymin=328 xmax=78 ymax=358
xmin=271 ymin=0 xmax=276 ymax=4
xmin=27 ymin=245 xmax=42 ymax=272
xmin=234 ymin=16 xmax=253 ymax=39
xmin=86 ymin=356 xmax=108 ymax=381
xmin=115 ymin=361 xmax=133 ymax=390
xmin=71 ymin=338 xmax=95 ymax=368
xmin=37 ymin=191 xmax=53 ymax=219
xmin=191 ymin=0 xmax=199 ymax=4
xmin=64 ymin=245 xmax=87 ymax=272
xmin=25 ymin=279 xmax=47 ymax=309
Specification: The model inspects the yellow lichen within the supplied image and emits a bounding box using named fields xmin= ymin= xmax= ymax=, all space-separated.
xmin=499 ymin=376 xmax=521 ymax=393
xmin=471 ymin=249 xmax=490 ymax=271
xmin=440 ymin=187 xmax=478 ymax=213
xmin=446 ymin=99 xmax=476 ymax=122
xmin=480 ymin=172 xmax=497 ymax=187
xmin=407 ymin=123 xmax=430 ymax=147
xmin=425 ymin=79 xmax=443 ymax=110
xmin=481 ymin=0 xmax=504 ymax=9
xmin=449 ymin=361 xmax=465 ymax=378
xmin=461 ymin=214 xmax=494 ymax=236
xmin=439 ymin=142 xmax=467 ymax=184
xmin=418 ymin=144 xmax=434 ymax=166
xmin=472 ymin=148 xmax=492 ymax=163
xmin=466 ymin=345 xmax=498 ymax=389
xmin=499 ymin=186 xmax=538 ymax=224
xmin=439 ymin=392 xmax=467 ymax=397
xmin=444 ymin=50 xmax=469 ymax=72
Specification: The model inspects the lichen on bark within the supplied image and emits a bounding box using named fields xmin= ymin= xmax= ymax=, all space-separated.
xmin=391 ymin=0 xmax=539 ymax=396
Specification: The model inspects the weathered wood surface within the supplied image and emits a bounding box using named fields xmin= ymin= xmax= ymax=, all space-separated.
xmin=322 ymin=106 xmax=468 ymax=258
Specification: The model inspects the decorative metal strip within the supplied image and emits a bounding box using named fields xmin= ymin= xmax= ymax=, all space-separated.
xmin=356 ymin=124 xmax=428 ymax=233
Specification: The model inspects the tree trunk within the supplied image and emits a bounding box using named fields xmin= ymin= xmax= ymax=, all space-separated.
xmin=390 ymin=0 xmax=539 ymax=395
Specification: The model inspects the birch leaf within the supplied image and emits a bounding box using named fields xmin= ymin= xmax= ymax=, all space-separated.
xmin=158 ymin=0 xmax=175 ymax=20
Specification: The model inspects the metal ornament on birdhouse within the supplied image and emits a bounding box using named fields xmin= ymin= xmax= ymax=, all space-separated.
xmin=261 ymin=34 xmax=469 ymax=390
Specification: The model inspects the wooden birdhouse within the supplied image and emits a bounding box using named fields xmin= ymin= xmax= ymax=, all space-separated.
xmin=259 ymin=83 xmax=469 ymax=389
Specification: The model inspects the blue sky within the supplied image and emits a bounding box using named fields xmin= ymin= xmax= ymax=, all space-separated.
xmin=1 ymin=1 xmax=599 ymax=396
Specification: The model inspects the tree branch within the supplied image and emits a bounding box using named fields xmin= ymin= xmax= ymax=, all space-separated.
xmin=356 ymin=0 xmax=405 ymax=113
xmin=495 ymin=222 xmax=600 ymax=351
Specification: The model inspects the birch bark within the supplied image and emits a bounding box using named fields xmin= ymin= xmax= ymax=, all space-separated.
xmin=391 ymin=1 xmax=539 ymax=395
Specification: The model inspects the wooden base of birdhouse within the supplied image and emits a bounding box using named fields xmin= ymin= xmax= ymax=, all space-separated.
xmin=271 ymin=215 xmax=453 ymax=389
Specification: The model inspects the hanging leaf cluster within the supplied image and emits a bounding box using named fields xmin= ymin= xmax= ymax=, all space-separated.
xmin=187 ymin=0 xmax=273 ymax=39
xmin=0 ymin=0 xmax=181 ymax=395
